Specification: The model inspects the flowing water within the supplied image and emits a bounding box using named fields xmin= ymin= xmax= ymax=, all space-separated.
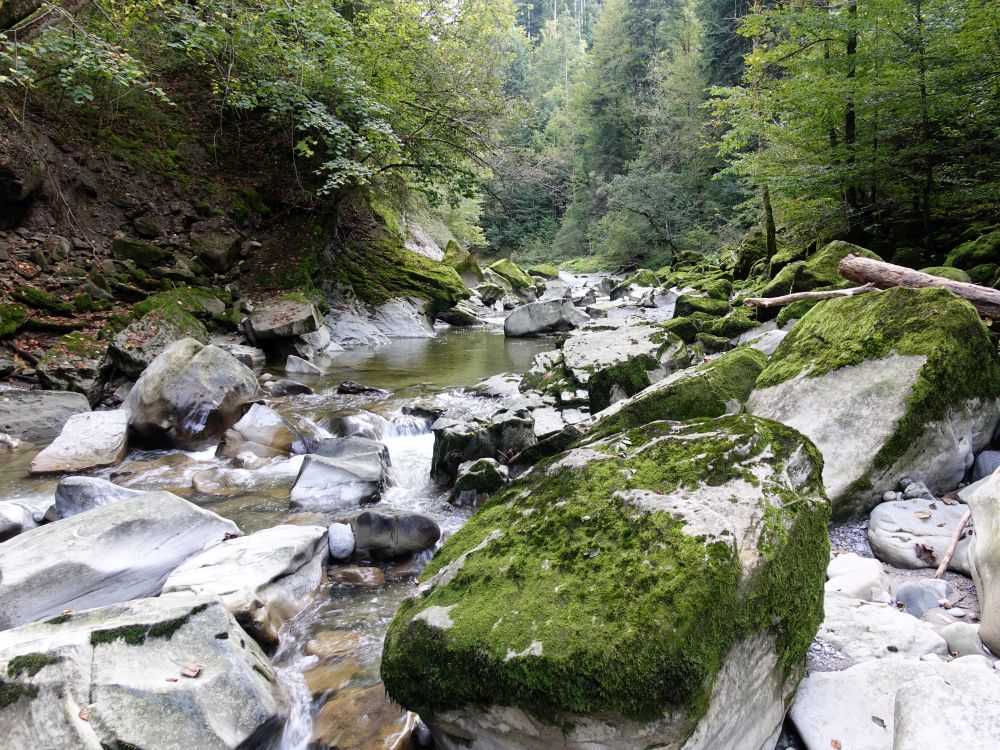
xmin=1 ymin=322 xmax=554 ymax=748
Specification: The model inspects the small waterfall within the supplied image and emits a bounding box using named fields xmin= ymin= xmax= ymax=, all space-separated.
xmin=383 ymin=413 xmax=431 ymax=438
xmin=275 ymin=655 xmax=317 ymax=750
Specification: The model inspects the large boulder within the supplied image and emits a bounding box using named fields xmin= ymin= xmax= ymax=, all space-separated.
xmin=488 ymin=259 xmax=536 ymax=294
xmin=450 ymin=458 xmax=508 ymax=506
xmin=111 ymin=306 xmax=209 ymax=378
xmin=504 ymin=299 xmax=588 ymax=337
xmin=217 ymin=403 xmax=295 ymax=458
xmin=0 ymin=390 xmax=90 ymax=443
xmin=747 ymin=287 xmax=1000 ymax=517
xmin=0 ymin=597 xmax=287 ymax=749
xmin=371 ymin=297 xmax=435 ymax=338
xmin=760 ymin=240 xmax=881 ymax=298
xmin=53 ymin=476 xmax=144 ymax=519
xmin=351 ymin=510 xmax=441 ymax=560
xmin=289 ymin=438 xmax=392 ymax=509
xmin=36 ymin=332 xmax=111 ymax=406
xmin=381 ymin=415 xmax=830 ymax=750
xmin=249 ymin=295 xmax=321 ymax=340
xmin=126 ymin=338 xmax=260 ymax=450
xmin=444 ymin=240 xmax=484 ymax=286
xmin=789 ymin=657 xmax=1000 ymax=750
xmin=962 ymin=471 xmax=1000 ymax=654
xmin=944 ymin=229 xmax=1000 ymax=269
xmin=561 ymin=324 xmax=695 ymax=412
xmin=28 ymin=409 xmax=129 ymax=475
xmin=867 ymin=496 xmax=972 ymax=574
xmin=162 ymin=524 xmax=329 ymax=648
xmin=590 ymin=347 xmax=767 ymax=439
xmin=0 ymin=491 xmax=239 ymax=629
xmin=0 ymin=499 xmax=50 ymax=542
xmin=188 ymin=217 xmax=242 ymax=273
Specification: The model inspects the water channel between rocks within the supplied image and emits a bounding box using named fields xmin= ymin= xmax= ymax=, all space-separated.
xmin=0 ymin=323 xmax=555 ymax=749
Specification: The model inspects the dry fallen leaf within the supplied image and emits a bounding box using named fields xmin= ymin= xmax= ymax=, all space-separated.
xmin=165 ymin=677 xmax=178 ymax=682
xmin=78 ymin=707 xmax=90 ymax=721
xmin=181 ymin=664 xmax=203 ymax=678
xmin=915 ymin=543 xmax=937 ymax=564
xmin=929 ymin=502 xmax=938 ymax=510
xmin=914 ymin=510 xmax=932 ymax=519
xmin=872 ymin=715 xmax=886 ymax=728
xmin=832 ymin=741 xmax=842 ymax=750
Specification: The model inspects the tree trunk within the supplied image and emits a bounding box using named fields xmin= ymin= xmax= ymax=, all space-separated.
xmin=838 ymin=254 xmax=1000 ymax=319
xmin=1 ymin=0 xmax=87 ymax=41
xmin=0 ymin=0 xmax=43 ymax=31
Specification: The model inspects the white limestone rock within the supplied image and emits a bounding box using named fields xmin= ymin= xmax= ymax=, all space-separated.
xmin=28 ymin=409 xmax=128 ymax=474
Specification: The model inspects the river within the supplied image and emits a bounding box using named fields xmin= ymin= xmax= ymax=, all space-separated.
xmin=1 ymin=322 xmax=553 ymax=748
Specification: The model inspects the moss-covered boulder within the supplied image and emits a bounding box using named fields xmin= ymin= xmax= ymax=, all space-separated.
xmin=109 ymin=238 xmax=172 ymax=269
xmin=610 ymin=268 xmax=660 ymax=300
xmin=761 ymin=241 xmax=880 ymax=299
xmin=474 ymin=283 xmax=505 ymax=307
xmin=443 ymin=240 xmax=484 ymax=287
xmin=590 ymin=347 xmax=767 ymax=439
xmin=381 ymin=415 xmax=829 ymax=749
xmin=919 ymin=266 xmax=971 ymax=283
xmin=702 ymin=307 xmax=759 ymax=339
xmin=967 ymin=263 xmax=998 ymax=286
xmin=488 ymin=259 xmax=535 ymax=293
xmin=945 ymin=230 xmax=1000 ymax=270
xmin=674 ymin=294 xmax=730 ymax=318
xmin=526 ymin=263 xmax=559 ymax=279
xmin=110 ymin=306 xmax=208 ymax=378
xmin=0 ymin=302 xmax=28 ymax=338
xmin=12 ymin=285 xmax=73 ymax=316
xmin=132 ymin=287 xmax=226 ymax=321
xmin=36 ymin=333 xmax=111 ymax=406
xmin=747 ymin=286 xmax=1000 ymax=517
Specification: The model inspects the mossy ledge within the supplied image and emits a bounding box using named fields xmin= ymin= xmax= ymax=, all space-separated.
xmin=381 ymin=415 xmax=830 ymax=726
xmin=6 ymin=653 xmax=60 ymax=679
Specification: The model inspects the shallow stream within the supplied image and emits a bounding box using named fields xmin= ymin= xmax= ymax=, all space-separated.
xmin=1 ymin=323 xmax=554 ymax=748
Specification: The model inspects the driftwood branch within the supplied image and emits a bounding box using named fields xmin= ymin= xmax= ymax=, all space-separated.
xmin=744 ymin=283 xmax=878 ymax=309
xmin=934 ymin=509 xmax=972 ymax=579
xmin=839 ymin=254 xmax=1000 ymax=320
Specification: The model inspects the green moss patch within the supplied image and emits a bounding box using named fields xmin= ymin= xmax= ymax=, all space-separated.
xmin=761 ymin=241 xmax=880 ymax=298
xmin=12 ymin=286 xmax=73 ymax=315
xmin=919 ymin=266 xmax=971 ymax=283
xmin=589 ymin=348 xmax=767 ymax=438
xmin=757 ymin=286 xmax=1000 ymax=475
xmin=6 ymin=653 xmax=60 ymax=679
xmin=110 ymin=238 xmax=173 ymax=269
xmin=488 ymin=259 xmax=535 ymax=291
xmin=132 ymin=287 xmax=225 ymax=320
xmin=0 ymin=680 xmax=38 ymax=710
xmin=527 ymin=263 xmax=559 ymax=279
xmin=674 ymin=294 xmax=730 ymax=318
xmin=381 ymin=415 xmax=829 ymax=724
xmin=587 ymin=353 xmax=661 ymax=413
xmin=0 ymin=303 xmax=28 ymax=338
xmin=945 ymin=230 xmax=1000 ymax=269
xmin=90 ymin=603 xmax=209 ymax=648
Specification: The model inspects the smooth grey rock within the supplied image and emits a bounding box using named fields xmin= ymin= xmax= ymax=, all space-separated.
xmin=895 ymin=579 xmax=951 ymax=618
xmin=941 ymin=621 xmax=986 ymax=657
xmin=0 ymin=597 xmax=287 ymax=750
xmin=817 ymin=593 xmax=949 ymax=664
xmin=126 ymin=338 xmax=260 ymax=450
xmin=161 ymin=524 xmax=328 ymax=647
xmin=825 ymin=552 xmax=887 ymax=601
xmin=290 ymin=451 xmax=389 ymax=509
xmin=350 ymin=510 xmax=441 ymax=559
xmin=54 ymin=476 xmax=143 ymax=519
xmin=324 ymin=302 xmax=390 ymax=349
xmin=962 ymin=471 xmax=1000 ymax=654
xmin=972 ymin=450 xmax=1000 ymax=482
xmin=746 ymin=329 xmax=786 ymax=356
xmin=328 ymin=522 xmax=356 ymax=560
xmin=216 ymin=403 xmax=302 ymax=459
xmin=0 ymin=499 xmax=51 ymax=542
xmin=790 ymin=657 xmax=1000 ymax=750
xmin=213 ymin=341 xmax=265 ymax=370
xmin=868 ymin=497 xmax=972 ymax=574
xmin=0 ymin=390 xmax=90 ymax=443
xmin=285 ymin=354 xmax=322 ymax=375
xmin=249 ymin=297 xmax=321 ymax=340
xmin=372 ymin=297 xmax=435 ymax=339
xmin=0 ymin=491 xmax=239 ymax=629
xmin=28 ymin=409 xmax=128 ymax=474
xmin=504 ymin=299 xmax=588 ymax=337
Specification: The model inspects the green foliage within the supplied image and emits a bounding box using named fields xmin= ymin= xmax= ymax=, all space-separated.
xmin=0 ymin=303 xmax=28 ymax=338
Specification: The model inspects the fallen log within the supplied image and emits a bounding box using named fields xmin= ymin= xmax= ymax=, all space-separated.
xmin=744 ymin=283 xmax=878 ymax=309
xmin=2 ymin=0 xmax=89 ymax=42
xmin=838 ymin=254 xmax=1000 ymax=320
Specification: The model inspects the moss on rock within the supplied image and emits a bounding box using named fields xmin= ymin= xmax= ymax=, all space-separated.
xmin=12 ymin=286 xmax=73 ymax=315
xmin=762 ymin=241 xmax=880 ymax=298
xmin=756 ymin=286 xmax=1000 ymax=489
xmin=110 ymin=238 xmax=172 ymax=269
xmin=703 ymin=307 xmax=759 ymax=339
xmin=132 ymin=287 xmax=226 ymax=321
xmin=37 ymin=333 xmax=110 ymax=404
xmin=590 ymin=347 xmax=767 ymax=438
xmin=919 ymin=266 xmax=971 ymax=283
xmin=0 ymin=303 xmax=28 ymax=338
xmin=674 ymin=294 xmax=730 ymax=318
xmin=443 ymin=240 xmax=484 ymax=285
xmin=945 ymin=230 xmax=1000 ymax=270
xmin=587 ymin=353 xmax=662 ymax=413
xmin=110 ymin=305 xmax=208 ymax=377
xmin=381 ymin=415 xmax=829 ymax=726
xmin=488 ymin=259 xmax=536 ymax=292
xmin=527 ymin=263 xmax=560 ymax=279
